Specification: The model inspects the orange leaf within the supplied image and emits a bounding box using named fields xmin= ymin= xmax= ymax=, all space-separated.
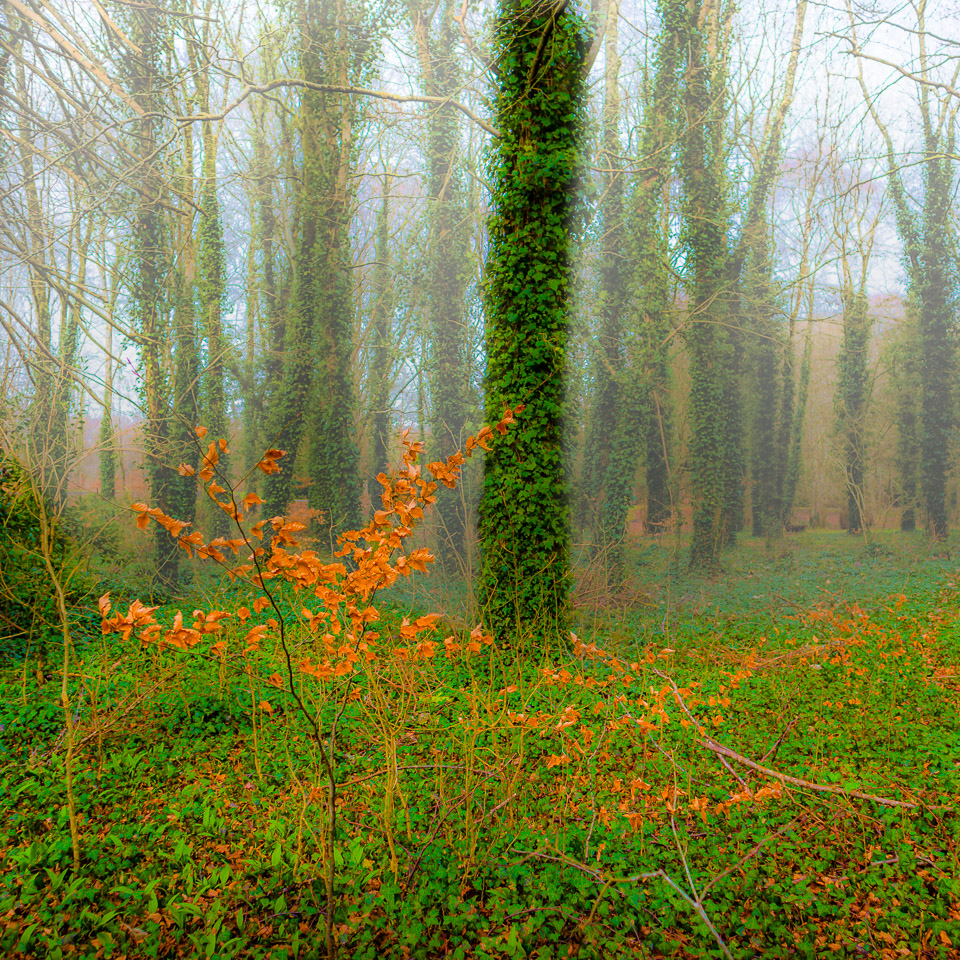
xmin=253 ymin=596 xmax=271 ymax=614
xmin=202 ymin=441 xmax=220 ymax=470
xmin=178 ymin=463 xmax=195 ymax=477
xmin=243 ymin=492 xmax=264 ymax=509
xmin=195 ymin=425 xmax=208 ymax=438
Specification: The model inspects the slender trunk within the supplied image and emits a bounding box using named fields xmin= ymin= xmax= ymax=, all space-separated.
xmin=369 ymin=176 xmax=395 ymax=479
xmin=581 ymin=0 xmax=625 ymax=565
xmin=131 ymin=6 xmax=178 ymax=586
xmin=409 ymin=0 xmax=472 ymax=574
xmin=600 ymin=0 xmax=683 ymax=578
xmin=197 ymin=36 xmax=229 ymax=533
xmin=682 ymin=1 xmax=731 ymax=569
xmin=836 ymin=289 xmax=870 ymax=535
xmin=265 ymin=0 xmax=361 ymax=535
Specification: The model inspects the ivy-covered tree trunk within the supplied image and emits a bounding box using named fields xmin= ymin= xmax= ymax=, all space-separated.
xmin=916 ymin=154 xmax=955 ymax=539
xmin=263 ymin=0 xmax=362 ymax=534
xmin=409 ymin=0 xmax=472 ymax=572
xmin=683 ymin=0 xmax=805 ymax=562
xmin=369 ymin=176 xmax=395 ymax=480
xmin=745 ymin=220 xmax=782 ymax=538
xmin=198 ymin=117 xmax=229 ymax=535
xmin=164 ymin=108 xmax=199 ymax=533
xmin=245 ymin=89 xmax=282 ymax=479
xmin=891 ymin=306 xmax=921 ymax=531
xmin=99 ymin=283 xmax=116 ymax=500
xmin=780 ymin=326 xmax=811 ymax=527
xmin=719 ymin=318 xmax=745 ymax=546
xmin=478 ymin=0 xmax=588 ymax=643
xmin=170 ymin=257 xmax=199 ymax=530
xmin=46 ymin=212 xmax=90 ymax=504
xmin=835 ymin=289 xmax=870 ymax=535
xmin=598 ymin=0 xmax=683 ymax=577
xmin=130 ymin=6 xmax=178 ymax=585
xmin=581 ymin=0 xmax=625 ymax=565
xmin=681 ymin=0 xmax=732 ymax=568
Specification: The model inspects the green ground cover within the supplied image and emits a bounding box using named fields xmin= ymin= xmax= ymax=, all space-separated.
xmin=2 ymin=530 xmax=959 ymax=959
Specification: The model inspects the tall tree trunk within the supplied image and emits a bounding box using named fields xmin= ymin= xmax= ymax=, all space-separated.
xmin=264 ymin=0 xmax=361 ymax=536
xmin=247 ymin=88 xmax=282 ymax=477
xmin=745 ymin=221 xmax=781 ymax=538
xmin=916 ymin=152 xmax=955 ymax=539
xmin=196 ymin=30 xmax=229 ymax=534
xmin=596 ymin=0 xmax=683 ymax=578
xmin=408 ymin=0 xmax=472 ymax=573
xmin=836 ymin=289 xmax=870 ymax=535
xmin=478 ymin=0 xmax=588 ymax=644
xmin=580 ymin=0 xmax=625 ymax=562
xmin=891 ymin=305 xmax=921 ymax=531
xmin=15 ymin=48 xmax=57 ymax=497
xmin=99 ymin=281 xmax=117 ymax=500
xmin=369 ymin=175 xmax=395 ymax=480
xmin=130 ymin=6 xmax=178 ymax=586
xmin=682 ymin=0 xmax=732 ymax=569
xmin=47 ymin=209 xmax=91 ymax=503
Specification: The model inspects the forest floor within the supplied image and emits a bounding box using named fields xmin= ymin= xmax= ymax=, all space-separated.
xmin=2 ymin=530 xmax=959 ymax=959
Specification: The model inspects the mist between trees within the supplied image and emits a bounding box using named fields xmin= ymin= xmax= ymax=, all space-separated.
xmin=1 ymin=0 xmax=958 ymax=641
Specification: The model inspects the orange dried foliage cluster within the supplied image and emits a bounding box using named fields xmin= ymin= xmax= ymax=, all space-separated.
xmin=493 ymin=634 xmax=779 ymax=828
xmin=101 ymin=411 xmax=523 ymax=675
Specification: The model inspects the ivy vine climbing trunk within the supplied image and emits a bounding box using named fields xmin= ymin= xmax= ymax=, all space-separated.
xmin=915 ymin=153 xmax=956 ymax=540
xmin=197 ymin=42 xmax=229 ymax=537
xmin=409 ymin=0 xmax=472 ymax=573
xmin=891 ymin=305 xmax=921 ymax=531
xmin=744 ymin=219 xmax=781 ymax=538
xmin=263 ymin=0 xmax=365 ymax=535
xmin=479 ymin=0 xmax=588 ymax=643
xmin=829 ymin=147 xmax=879 ymax=537
xmin=682 ymin=0 xmax=806 ymax=565
xmin=681 ymin=0 xmax=732 ymax=569
xmin=368 ymin=176 xmax=395 ymax=481
xmin=245 ymin=78 xmax=283 ymax=483
xmin=578 ymin=0 xmax=624 ymax=549
xmin=167 ymin=79 xmax=199 ymax=538
xmin=835 ymin=289 xmax=870 ymax=535
xmin=596 ymin=0 xmax=683 ymax=581
xmin=129 ymin=5 xmax=179 ymax=586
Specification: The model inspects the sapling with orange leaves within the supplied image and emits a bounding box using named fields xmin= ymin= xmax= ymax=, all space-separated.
xmin=100 ymin=407 xmax=524 ymax=960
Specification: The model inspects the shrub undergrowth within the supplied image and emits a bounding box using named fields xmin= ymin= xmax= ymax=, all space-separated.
xmin=1 ymin=423 xmax=958 ymax=959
